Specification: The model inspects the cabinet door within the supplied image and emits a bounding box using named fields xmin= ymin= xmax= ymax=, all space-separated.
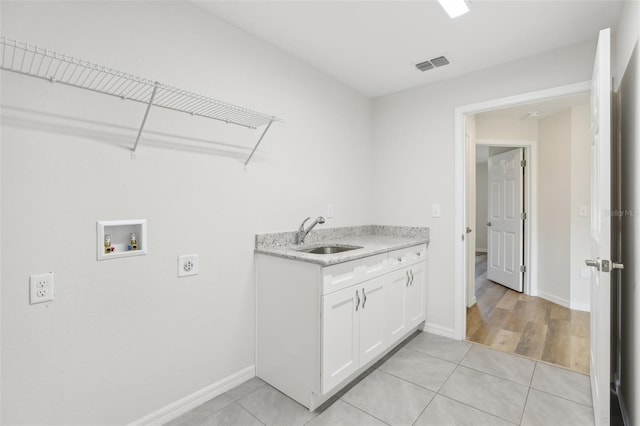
xmin=358 ymin=277 xmax=387 ymax=366
xmin=406 ymin=262 xmax=426 ymax=328
xmin=385 ymin=268 xmax=409 ymax=344
xmin=322 ymin=287 xmax=360 ymax=394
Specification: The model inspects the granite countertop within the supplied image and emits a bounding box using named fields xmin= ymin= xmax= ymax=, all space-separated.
xmin=255 ymin=225 xmax=429 ymax=266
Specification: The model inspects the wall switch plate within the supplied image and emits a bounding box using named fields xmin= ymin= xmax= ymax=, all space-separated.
xmin=178 ymin=254 xmax=199 ymax=277
xmin=327 ymin=204 xmax=334 ymax=218
xmin=30 ymin=272 xmax=54 ymax=304
xmin=432 ymin=204 xmax=441 ymax=218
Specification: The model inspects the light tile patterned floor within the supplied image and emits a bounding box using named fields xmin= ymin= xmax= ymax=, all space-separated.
xmin=165 ymin=332 xmax=594 ymax=426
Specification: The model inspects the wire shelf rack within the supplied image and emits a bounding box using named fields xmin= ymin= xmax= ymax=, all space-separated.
xmin=0 ymin=36 xmax=282 ymax=165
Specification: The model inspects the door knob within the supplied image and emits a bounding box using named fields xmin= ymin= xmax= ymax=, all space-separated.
xmin=585 ymin=259 xmax=600 ymax=271
xmin=466 ymin=227 xmax=472 ymax=233
xmin=486 ymin=222 xmax=492 ymax=226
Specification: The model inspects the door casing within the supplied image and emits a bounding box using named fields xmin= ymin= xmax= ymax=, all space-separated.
xmin=453 ymin=81 xmax=591 ymax=341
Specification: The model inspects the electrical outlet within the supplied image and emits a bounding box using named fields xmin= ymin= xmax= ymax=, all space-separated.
xmin=432 ymin=204 xmax=441 ymax=218
xmin=327 ymin=204 xmax=334 ymax=218
xmin=30 ymin=272 xmax=54 ymax=304
xmin=178 ymin=254 xmax=199 ymax=277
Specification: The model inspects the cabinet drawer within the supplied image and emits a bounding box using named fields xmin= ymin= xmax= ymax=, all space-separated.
xmin=388 ymin=244 xmax=427 ymax=269
xmin=323 ymin=259 xmax=361 ymax=295
xmin=357 ymin=253 xmax=389 ymax=282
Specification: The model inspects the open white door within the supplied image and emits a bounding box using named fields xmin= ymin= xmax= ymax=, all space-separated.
xmin=487 ymin=148 xmax=524 ymax=292
xmin=585 ymin=27 xmax=619 ymax=426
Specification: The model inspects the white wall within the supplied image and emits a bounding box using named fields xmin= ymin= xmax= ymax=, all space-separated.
xmin=372 ymin=40 xmax=595 ymax=333
xmin=537 ymin=109 xmax=572 ymax=305
xmin=614 ymin=1 xmax=640 ymax=423
xmin=569 ymin=104 xmax=592 ymax=310
xmin=475 ymin=162 xmax=488 ymax=252
xmin=476 ymin=118 xmax=538 ymax=141
xmin=0 ymin=2 xmax=374 ymax=425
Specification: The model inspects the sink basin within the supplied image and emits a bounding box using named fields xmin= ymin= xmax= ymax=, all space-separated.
xmin=298 ymin=245 xmax=363 ymax=255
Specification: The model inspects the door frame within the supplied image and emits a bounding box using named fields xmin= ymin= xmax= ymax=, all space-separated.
xmin=469 ymin=142 xmax=535 ymax=306
xmin=453 ymin=81 xmax=591 ymax=340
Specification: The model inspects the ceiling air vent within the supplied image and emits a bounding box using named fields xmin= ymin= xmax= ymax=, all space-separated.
xmin=415 ymin=56 xmax=450 ymax=72
xmin=415 ymin=60 xmax=435 ymax=72
xmin=430 ymin=56 xmax=450 ymax=67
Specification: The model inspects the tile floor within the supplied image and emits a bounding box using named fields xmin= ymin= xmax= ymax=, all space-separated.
xmin=166 ymin=332 xmax=594 ymax=426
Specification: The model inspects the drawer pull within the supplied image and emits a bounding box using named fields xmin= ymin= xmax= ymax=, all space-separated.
xmin=397 ymin=257 xmax=403 ymax=263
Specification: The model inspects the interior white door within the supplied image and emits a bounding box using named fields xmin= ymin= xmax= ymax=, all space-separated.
xmin=487 ymin=148 xmax=524 ymax=292
xmin=586 ymin=27 xmax=613 ymax=426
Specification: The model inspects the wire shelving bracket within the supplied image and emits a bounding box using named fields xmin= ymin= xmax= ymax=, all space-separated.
xmin=0 ymin=36 xmax=282 ymax=165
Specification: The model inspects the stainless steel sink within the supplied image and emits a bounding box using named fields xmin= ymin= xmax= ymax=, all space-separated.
xmin=298 ymin=245 xmax=362 ymax=255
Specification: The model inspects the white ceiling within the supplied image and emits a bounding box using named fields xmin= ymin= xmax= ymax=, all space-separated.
xmin=195 ymin=0 xmax=623 ymax=98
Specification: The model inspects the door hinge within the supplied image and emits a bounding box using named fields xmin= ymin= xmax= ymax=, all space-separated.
xmin=521 ymin=212 xmax=527 ymax=220
xmin=521 ymin=159 xmax=527 ymax=167
xmin=520 ymin=265 xmax=526 ymax=273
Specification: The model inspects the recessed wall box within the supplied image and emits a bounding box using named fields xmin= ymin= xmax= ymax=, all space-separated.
xmin=97 ymin=219 xmax=147 ymax=260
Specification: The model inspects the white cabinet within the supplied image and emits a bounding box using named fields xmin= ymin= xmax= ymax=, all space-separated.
xmin=357 ymin=277 xmax=386 ymax=365
xmin=322 ymin=286 xmax=360 ymax=392
xmin=321 ymin=276 xmax=387 ymax=393
xmin=256 ymin=243 xmax=427 ymax=410
xmin=385 ymin=268 xmax=409 ymax=344
xmin=384 ymin=262 xmax=426 ymax=345
xmin=405 ymin=262 xmax=426 ymax=328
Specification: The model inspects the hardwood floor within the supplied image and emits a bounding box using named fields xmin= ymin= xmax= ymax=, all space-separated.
xmin=466 ymin=253 xmax=590 ymax=374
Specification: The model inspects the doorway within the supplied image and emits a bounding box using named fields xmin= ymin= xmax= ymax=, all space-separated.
xmin=455 ymin=84 xmax=594 ymax=373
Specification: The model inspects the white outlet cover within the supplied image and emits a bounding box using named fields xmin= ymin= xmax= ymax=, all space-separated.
xmin=432 ymin=204 xmax=441 ymax=218
xmin=30 ymin=272 xmax=54 ymax=304
xmin=327 ymin=204 xmax=334 ymax=218
xmin=178 ymin=254 xmax=199 ymax=277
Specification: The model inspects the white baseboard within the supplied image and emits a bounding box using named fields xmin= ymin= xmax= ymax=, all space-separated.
xmin=569 ymin=301 xmax=591 ymax=312
xmin=129 ymin=365 xmax=255 ymax=426
xmin=538 ymin=291 xmax=570 ymax=309
xmin=466 ymin=295 xmax=476 ymax=308
xmin=422 ymin=322 xmax=457 ymax=340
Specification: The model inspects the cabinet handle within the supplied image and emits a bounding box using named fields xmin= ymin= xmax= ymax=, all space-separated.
xmin=397 ymin=257 xmax=403 ymax=263
xmin=410 ymin=270 xmax=414 ymax=286
xmin=406 ymin=271 xmax=410 ymax=287
xmin=362 ymin=288 xmax=367 ymax=309
xmin=355 ymin=290 xmax=360 ymax=311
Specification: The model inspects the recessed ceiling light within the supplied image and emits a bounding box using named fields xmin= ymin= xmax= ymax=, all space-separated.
xmin=437 ymin=0 xmax=470 ymax=19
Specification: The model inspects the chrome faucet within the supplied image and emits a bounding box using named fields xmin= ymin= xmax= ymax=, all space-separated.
xmin=297 ymin=216 xmax=325 ymax=245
